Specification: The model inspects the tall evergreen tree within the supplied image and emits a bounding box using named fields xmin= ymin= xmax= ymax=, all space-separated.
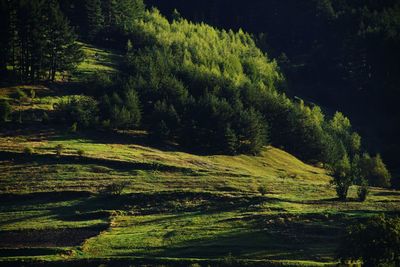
xmin=85 ymin=0 xmax=104 ymax=40
xmin=0 ymin=0 xmax=10 ymax=76
xmin=45 ymin=0 xmax=83 ymax=81
xmin=5 ymin=0 xmax=83 ymax=82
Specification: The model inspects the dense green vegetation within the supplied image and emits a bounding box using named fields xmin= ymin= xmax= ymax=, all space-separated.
xmin=339 ymin=215 xmax=400 ymax=266
xmin=0 ymin=0 xmax=399 ymax=266
xmin=0 ymin=0 xmax=83 ymax=82
xmin=0 ymin=0 xmax=394 ymax=199
xmin=146 ymin=0 xmax=400 ymax=186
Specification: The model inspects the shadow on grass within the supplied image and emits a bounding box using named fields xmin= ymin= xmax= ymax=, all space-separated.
xmin=1 ymin=189 xmax=396 ymax=263
xmin=373 ymin=190 xmax=400 ymax=197
xmin=0 ymin=123 xmax=249 ymax=157
xmin=113 ymin=214 xmax=343 ymax=262
xmin=0 ymin=151 xmax=190 ymax=173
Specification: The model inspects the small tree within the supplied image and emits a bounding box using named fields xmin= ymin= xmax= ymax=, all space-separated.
xmin=77 ymin=149 xmax=85 ymax=157
xmin=357 ymin=178 xmax=369 ymax=202
xmin=257 ymin=185 xmax=268 ymax=196
xmin=69 ymin=122 xmax=78 ymax=133
xmin=359 ymin=153 xmax=391 ymax=188
xmin=42 ymin=112 xmax=50 ymax=124
xmin=330 ymin=153 xmax=352 ymax=201
xmin=55 ymin=96 xmax=99 ymax=127
xmin=0 ymin=100 xmax=11 ymax=122
xmin=24 ymin=147 xmax=34 ymax=156
xmin=30 ymin=89 xmax=36 ymax=100
xmin=55 ymin=144 xmax=64 ymax=156
xmin=370 ymin=154 xmax=391 ymax=188
xmin=224 ymin=126 xmax=238 ymax=155
xmin=101 ymin=181 xmax=130 ymax=196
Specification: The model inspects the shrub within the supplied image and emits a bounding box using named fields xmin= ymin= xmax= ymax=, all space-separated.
xmin=85 ymin=72 xmax=114 ymax=96
xmin=101 ymin=181 xmax=130 ymax=196
xmin=23 ymin=147 xmax=34 ymax=156
xmin=101 ymin=119 xmax=111 ymax=129
xmin=0 ymin=100 xmax=11 ymax=122
xmin=359 ymin=153 xmax=391 ymax=188
xmin=69 ymin=122 xmax=77 ymax=133
xmin=42 ymin=112 xmax=50 ymax=123
xmin=55 ymin=144 xmax=64 ymax=156
xmin=222 ymin=253 xmax=239 ymax=266
xmin=357 ymin=179 xmax=369 ymax=202
xmin=30 ymin=89 xmax=36 ymax=99
xmin=14 ymin=88 xmax=27 ymax=99
xmin=330 ymin=153 xmax=352 ymax=201
xmin=91 ymin=166 xmax=111 ymax=173
xmin=257 ymin=184 xmax=268 ymax=196
xmin=370 ymin=154 xmax=391 ymax=188
xmin=77 ymin=149 xmax=85 ymax=157
xmin=100 ymin=87 xmax=142 ymax=130
xmin=338 ymin=215 xmax=400 ymax=266
xmin=55 ymin=96 xmax=99 ymax=128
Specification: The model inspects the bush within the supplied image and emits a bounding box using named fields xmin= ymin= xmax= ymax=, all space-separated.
xmin=370 ymin=155 xmax=391 ymax=188
xmin=359 ymin=153 xmax=391 ymax=188
xmin=77 ymin=149 xmax=85 ymax=157
xmin=42 ymin=112 xmax=50 ymax=123
xmin=357 ymin=179 xmax=369 ymax=202
xmin=69 ymin=122 xmax=77 ymax=133
xmin=330 ymin=154 xmax=352 ymax=201
xmin=100 ymin=87 xmax=142 ymax=130
xmin=55 ymin=96 xmax=99 ymax=128
xmin=30 ymin=89 xmax=36 ymax=99
xmin=23 ymin=147 xmax=34 ymax=156
xmin=101 ymin=181 xmax=130 ymax=196
xmin=257 ymin=184 xmax=268 ymax=196
xmin=338 ymin=215 xmax=400 ymax=266
xmin=55 ymin=144 xmax=64 ymax=156
xmin=0 ymin=100 xmax=11 ymax=122
xmin=85 ymin=72 xmax=114 ymax=96
xmin=101 ymin=119 xmax=111 ymax=129
xmin=14 ymin=88 xmax=27 ymax=99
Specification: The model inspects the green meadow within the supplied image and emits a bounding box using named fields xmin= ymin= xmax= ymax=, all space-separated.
xmin=0 ymin=44 xmax=399 ymax=267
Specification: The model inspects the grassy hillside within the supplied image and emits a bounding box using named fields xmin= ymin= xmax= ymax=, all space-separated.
xmin=0 ymin=44 xmax=399 ymax=267
xmin=1 ymin=126 xmax=400 ymax=266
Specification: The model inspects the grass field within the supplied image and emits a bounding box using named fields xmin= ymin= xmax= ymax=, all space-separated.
xmin=0 ymin=44 xmax=399 ymax=267
xmin=0 ymin=126 xmax=399 ymax=266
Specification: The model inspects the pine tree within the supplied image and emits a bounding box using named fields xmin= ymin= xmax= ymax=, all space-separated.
xmin=2 ymin=0 xmax=82 ymax=82
xmin=224 ymin=126 xmax=238 ymax=155
xmin=108 ymin=0 xmax=145 ymax=33
xmin=45 ymin=0 xmax=83 ymax=81
xmin=124 ymin=88 xmax=141 ymax=128
xmin=0 ymin=100 xmax=11 ymax=122
xmin=0 ymin=0 xmax=10 ymax=76
xmin=85 ymin=0 xmax=104 ymax=40
xmin=237 ymin=109 xmax=268 ymax=155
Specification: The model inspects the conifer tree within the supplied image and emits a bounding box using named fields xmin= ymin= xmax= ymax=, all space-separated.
xmin=45 ymin=0 xmax=83 ymax=81
xmin=224 ymin=126 xmax=238 ymax=155
xmin=85 ymin=0 xmax=104 ymax=40
xmin=1 ymin=0 xmax=82 ymax=82
xmin=0 ymin=0 xmax=10 ymax=76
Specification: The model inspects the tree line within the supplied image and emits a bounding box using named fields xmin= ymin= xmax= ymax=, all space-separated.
xmin=0 ymin=0 xmax=83 ymax=83
xmin=0 ymin=0 xmax=393 ymax=199
xmin=146 ymin=0 xmax=400 ymax=186
xmin=54 ymin=3 xmax=391 ymax=197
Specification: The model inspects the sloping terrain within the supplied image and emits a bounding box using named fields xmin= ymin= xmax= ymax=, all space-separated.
xmin=0 ymin=125 xmax=399 ymax=266
xmin=0 ymin=44 xmax=399 ymax=267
